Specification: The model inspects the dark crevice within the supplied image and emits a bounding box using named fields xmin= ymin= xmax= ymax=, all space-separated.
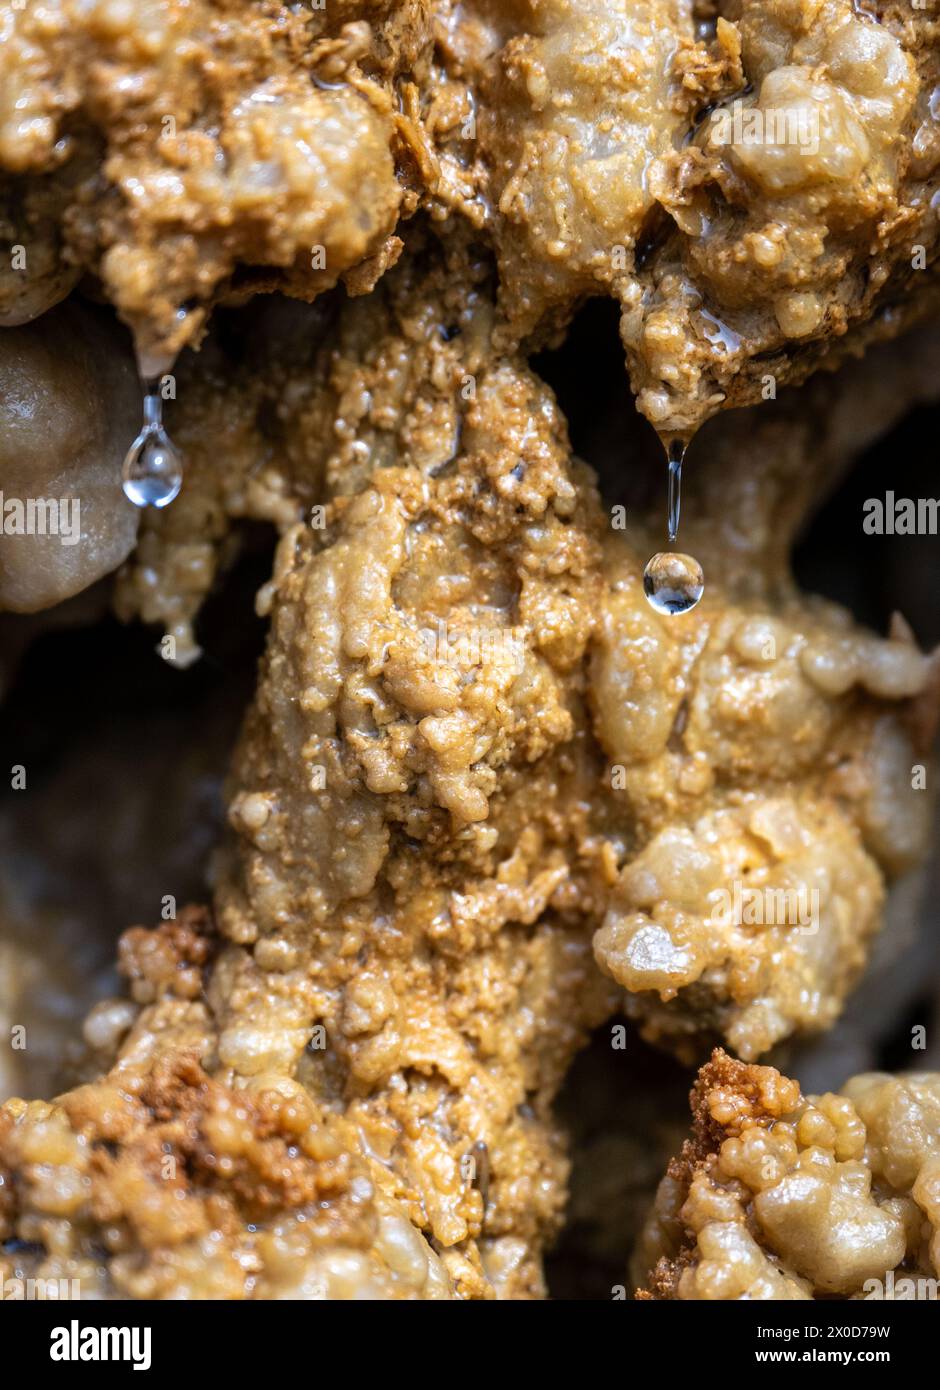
xmin=793 ymin=405 xmax=940 ymax=647
xmin=532 ymin=296 xmax=664 ymax=516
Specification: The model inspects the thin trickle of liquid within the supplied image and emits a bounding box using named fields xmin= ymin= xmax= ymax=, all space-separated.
xmin=122 ymin=379 xmax=183 ymax=509
xmin=643 ymin=434 xmax=705 ymax=615
xmin=666 ymin=437 xmax=684 ymax=543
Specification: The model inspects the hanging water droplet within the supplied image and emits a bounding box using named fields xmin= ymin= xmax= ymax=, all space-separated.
xmin=642 ymin=434 xmax=705 ymax=614
xmin=643 ymin=551 xmax=704 ymax=615
xmin=122 ymin=429 xmax=182 ymax=509
xmin=122 ymin=380 xmax=183 ymax=508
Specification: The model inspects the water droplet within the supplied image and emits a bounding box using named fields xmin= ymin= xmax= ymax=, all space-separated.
xmin=642 ymin=435 xmax=705 ymax=613
xmin=643 ymin=551 xmax=705 ymax=615
xmin=122 ymin=381 xmax=183 ymax=508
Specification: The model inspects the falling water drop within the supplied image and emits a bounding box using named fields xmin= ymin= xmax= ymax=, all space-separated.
xmin=643 ymin=551 xmax=705 ymax=615
xmin=122 ymin=379 xmax=183 ymax=509
xmin=643 ymin=435 xmax=705 ymax=614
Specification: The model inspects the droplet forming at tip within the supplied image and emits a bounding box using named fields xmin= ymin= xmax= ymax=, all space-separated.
xmin=643 ymin=435 xmax=704 ymax=614
xmin=643 ymin=551 xmax=705 ymax=616
xmin=122 ymin=381 xmax=183 ymax=509
xmin=122 ymin=429 xmax=183 ymax=508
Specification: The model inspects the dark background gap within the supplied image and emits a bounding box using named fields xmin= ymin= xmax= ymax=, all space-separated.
xmin=0 ymin=538 xmax=272 ymax=1010
xmin=793 ymin=404 xmax=940 ymax=649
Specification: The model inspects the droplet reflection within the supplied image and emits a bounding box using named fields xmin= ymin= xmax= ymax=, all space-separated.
xmin=122 ymin=380 xmax=183 ymax=509
xmin=643 ymin=550 xmax=705 ymax=616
